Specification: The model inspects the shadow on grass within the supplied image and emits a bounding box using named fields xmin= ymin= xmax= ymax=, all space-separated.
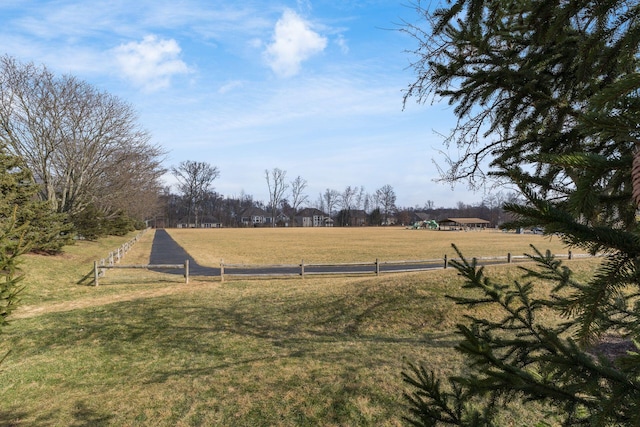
xmin=0 ymin=409 xmax=30 ymax=427
xmin=70 ymin=401 xmax=114 ymax=427
xmin=3 ymin=279 xmax=462 ymax=425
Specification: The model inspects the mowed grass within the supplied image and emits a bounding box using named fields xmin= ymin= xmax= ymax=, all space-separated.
xmin=0 ymin=228 xmax=599 ymax=426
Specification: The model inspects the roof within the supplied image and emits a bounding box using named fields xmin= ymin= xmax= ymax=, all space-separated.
xmin=296 ymin=208 xmax=329 ymax=217
xmin=438 ymin=217 xmax=490 ymax=225
xmin=241 ymin=207 xmax=268 ymax=217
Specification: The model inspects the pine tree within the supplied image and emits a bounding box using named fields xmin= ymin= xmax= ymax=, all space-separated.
xmin=0 ymin=146 xmax=71 ymax=254
xmin=0 ymin=146 xmax=38 ymax=348
xmin=402 ymin=1 xmax=640 ymax=425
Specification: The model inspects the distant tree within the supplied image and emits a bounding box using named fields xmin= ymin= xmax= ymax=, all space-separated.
xmin=339 ymin=186 xmax=358 ymax=226
xmin=265 ymin=168 xmax=288 ymax=227
xmin=354 ymin=186 xmax=366 ymax=210
xmin=368 ymin=208 xmax=382 ymax=226
xmin=315 ymin=193 xmax=325 ymax=213
xmin=363 ymin=192 xmax=373 ymax=213
xmin=402 ymin=0 xmax=640 ymax=425
xmin=323 ymin=188 xmax=340 ymax=218
xmin=334 ymin=209 xmax=351 ymax=228
xmin=375 ymin=184 xmax=396 ymax=225
xmin=396 ymin=209 xmax=412 ymax=226
xmin=172 ymin=161 xmax=220 ymax=227
xmin=289 ymin=175 xmax=308 ymax=225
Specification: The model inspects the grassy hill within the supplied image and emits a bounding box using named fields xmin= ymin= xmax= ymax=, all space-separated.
xmin=0 ymin=228 xmax=598 ymax=426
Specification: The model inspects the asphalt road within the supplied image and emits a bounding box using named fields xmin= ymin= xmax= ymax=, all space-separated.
xmin=147 ymin=229 xmax=456 ymax=278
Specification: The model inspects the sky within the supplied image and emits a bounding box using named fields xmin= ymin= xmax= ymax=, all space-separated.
xmin=0 ymin=0 xmax=489 ymax=209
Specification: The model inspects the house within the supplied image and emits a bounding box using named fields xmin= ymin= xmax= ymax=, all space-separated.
xmin=295 ymin=208 xmax=333 ymax=227
xmin=438 ymin=217 xmax=491 ymax=231
xmin=240 ymin=207 xmax=270 ymax=227
xmin=270 ymin=212 xmax=290 ymax=227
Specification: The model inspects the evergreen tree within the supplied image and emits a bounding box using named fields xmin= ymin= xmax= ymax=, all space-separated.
xmin=0 ymin=145 xmax=71 ymax=254
xmin=402 ymin=1 xmax=640 ymax=425
xmin=0 ymin=146 xmax=37 ymax=349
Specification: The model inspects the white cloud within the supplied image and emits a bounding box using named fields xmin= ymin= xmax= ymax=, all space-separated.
xmin=336 ymin=34 xmax=349 ymax=54
xmin=218 ymin=80 xmax=245 ymax=94
xmin=263 ymin=9 xmax=327 ymax=78
xmin=113 ymin=35 xmax=190 ymax=91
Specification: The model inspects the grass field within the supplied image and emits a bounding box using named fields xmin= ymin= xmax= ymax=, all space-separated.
xmin=165 ymin=227 xmax=578 ymax=265
xmin=0 ymin=228 xmax=597 ymax=426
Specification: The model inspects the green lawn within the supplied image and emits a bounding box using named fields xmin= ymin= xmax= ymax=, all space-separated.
xmin=0 ymin=229 xmax=598 ymax=426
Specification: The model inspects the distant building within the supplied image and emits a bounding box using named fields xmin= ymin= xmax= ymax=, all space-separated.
xmin=438 ymin=218 xmax=490 ymax=231
xmin=295 ymin=208 xmax=333 ymax=227
xmin=240 ymin=207 xmax=270 ymax=227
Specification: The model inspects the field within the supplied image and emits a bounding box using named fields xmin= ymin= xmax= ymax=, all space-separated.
xmin=165 ymin=227 xmax=578 ymax=266
xmin=0 ymin=228 xmax=597 ymax=426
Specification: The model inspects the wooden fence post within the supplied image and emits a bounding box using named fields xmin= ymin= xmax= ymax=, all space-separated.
xmin=444 ymin=254 xmax=448 ymax=269
xmin=375 ymin=258 xmax=380 ymax=276
xmin=94 ymin=261 xmax=99 ymax=286
xmin=184 ymin=260 xmax=189 ymax=284
xmin=568 ymin=250 xmax=572 ymax=260
xmin=220 ymin=260 xmax=224 ymax=282
xmin=507 ymin=252 xmax=512 ymax=263
xmin=300 ymin=259 xmax=305 ymax=278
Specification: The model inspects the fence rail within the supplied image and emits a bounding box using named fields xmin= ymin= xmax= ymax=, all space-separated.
xmin=91 ymin=248 xmax=593 ymax=285
xmin=218 ymin=250 xmax=587 ymax=281
xmin=93 ymin=260 xmax=189 ymax=286
xmin=93 ymin=229 xmax=149 ymax=286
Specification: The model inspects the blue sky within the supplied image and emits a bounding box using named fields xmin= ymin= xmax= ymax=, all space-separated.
xmin=1 ymin=0 xmax=487 ymax=208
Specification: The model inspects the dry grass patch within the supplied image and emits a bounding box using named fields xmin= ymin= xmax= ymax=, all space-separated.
xmin=166 ymin=227 xmax=576 ymax=266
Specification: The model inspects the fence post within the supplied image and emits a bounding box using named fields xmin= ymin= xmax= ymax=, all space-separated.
xmin=375 ymin=258 xmax=380 ymax=276
xmin=94 ymin=261 xmax=99 ymax=286
xmin=300 ymin=259 xmax=305 ymax=278
xmin=507 ymin=252 xmax=512 ymax=263
xmin=184 ymin=259 xmax=189 ymax=284
xmin=220 ymin=260 xmax=224 ymax=282
xmin=444 ymin=254 xmax=448 ymax=269
xmin=568 ymin=250 xmax=572 ymax=260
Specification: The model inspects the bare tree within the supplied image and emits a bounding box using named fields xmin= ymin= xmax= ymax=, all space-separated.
xmin=0 ymin=55 xmax=165 ymax=222
xmin=375 ymin=184 xmax=396 ymax=225
xmin=354 ymin=186 xmax=366 ymax=210
xmin=172 ymin=161 xmax=220 ymax=227
xmin=289 ymin=175 xmax=308 ymax=225
xmin=322 ymin=188 xmax=340 ymax=217
xmin=315 ymin=192 xmax=325 ymax=212
xmin=337 ymin=186 xmax=359 ymax=226
xmin=265 ymin=168 xmax=288 ymax=227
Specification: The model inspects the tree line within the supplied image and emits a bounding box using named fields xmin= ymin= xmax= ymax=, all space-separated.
xmin=0 ymin=55 xmax=165 ymax=250
xmin=161 ymin=162 xmax=519 ymax=228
